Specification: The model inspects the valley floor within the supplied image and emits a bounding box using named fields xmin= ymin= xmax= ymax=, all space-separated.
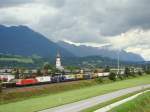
xmin=0 ymin=75 xmax=150 ymax=112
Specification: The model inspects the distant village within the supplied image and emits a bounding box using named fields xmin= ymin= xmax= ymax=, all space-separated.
xmin=0 ymin=51 xmax=144 ymax=87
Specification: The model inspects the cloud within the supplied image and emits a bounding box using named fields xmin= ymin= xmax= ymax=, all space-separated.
xmin=0 ymin=0 xmax=66 ymax=9
xmin=33 ymin=0 xmax=150 ymax=42
xmin=0 ymin=3 xmax=58 ymax=26
xmin=126 ymin=47 xmax=150 ymax=61
xmin=0 ymin=0 xmax=150 ymax=60
xmin=0 ymin=0 xmax=34 ymax=8
xmin=63 ymin=40 xmax=110 ymax=48
xmin=108 ymin=29 xmax=150 ymax=49
xmin=108 ymin=29 xmax=150 ymax=60
xmin=1 ymin=0 xmax=150 ymax=39
xmin=41 ymin=0 xmax=66 ymax=8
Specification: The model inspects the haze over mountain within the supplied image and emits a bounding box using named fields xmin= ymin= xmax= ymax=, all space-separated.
xmin=0 ymin=25 xmax=74 ymax=58
xmin=58 ymin=41 xmax=144 ymax=62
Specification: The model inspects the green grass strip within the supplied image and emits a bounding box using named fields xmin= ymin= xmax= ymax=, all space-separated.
xmin=109 ymin=91 xmax=150 ymax=112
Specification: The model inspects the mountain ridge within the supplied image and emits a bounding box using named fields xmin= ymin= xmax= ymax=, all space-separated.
xmin=58 ymin=41 xmax=144 ymax=62
xmin=0 ymin=24 xmax=144 ymax=62
xmin=0 ymin=25 xmax=74 ymax=58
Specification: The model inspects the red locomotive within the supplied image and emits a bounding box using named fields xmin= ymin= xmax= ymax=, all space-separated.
xmin=16 ymin=78 xmax=38 ymax=86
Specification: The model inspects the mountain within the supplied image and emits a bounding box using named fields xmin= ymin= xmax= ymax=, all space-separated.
xmin=0 ymin=24 xmax=144 ymax=63
xmin=0 ymin=25 xmax=74 ymax=58
xmin=58 ymin=41 xmax=144 ymax=62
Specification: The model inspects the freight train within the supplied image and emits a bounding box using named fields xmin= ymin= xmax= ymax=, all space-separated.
xmin=1 ymin=72 xmax=110 ymax=88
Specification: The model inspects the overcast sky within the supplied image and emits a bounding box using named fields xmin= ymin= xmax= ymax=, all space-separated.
xmin=0 ymin=0 xmax=150 ymax=60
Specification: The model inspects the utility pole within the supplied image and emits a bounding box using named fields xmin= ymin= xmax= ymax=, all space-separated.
xmin=117 ymin=50 xmax=120 ymax=76
xmin=145 ymin=61 xmax=148 ymax=71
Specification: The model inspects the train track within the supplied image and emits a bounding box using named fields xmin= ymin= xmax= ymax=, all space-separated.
xmin=2 ymin=79 xmax=92 ymax=93
xmin=2 ymin=83 xmax=51 ymax=92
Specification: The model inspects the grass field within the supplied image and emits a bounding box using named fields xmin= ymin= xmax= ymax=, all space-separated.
xmin=109 ymin=91 xmax=150 ymax=112
xmin=0 ymin=75 xmax=150 ymax=112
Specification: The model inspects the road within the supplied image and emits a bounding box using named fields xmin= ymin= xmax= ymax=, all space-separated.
xmin=95 ymin=90 xmax=150 ymax=112
xmin=40 ymin=84 xmax=150 ymax=112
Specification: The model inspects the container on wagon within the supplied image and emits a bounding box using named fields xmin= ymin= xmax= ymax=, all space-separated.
xmin=97 ymin=72 xmax=110 ymax=77
xmin=83 ymin=73 xmax=92 ymax=79
xmin=64 ymin=74 xmax=76 ymax=80
xmin=51 ymin=75 xmax=65 ymax=83
xmin=0 ymin=74 xmax=15 ymax=82
xmin=36 ymin=76 xmax=51 ymax=83
xmin=92 ymin=73 xmax=98 ymax=78
xmin=75 ymin=74 xmax=84 ymax=80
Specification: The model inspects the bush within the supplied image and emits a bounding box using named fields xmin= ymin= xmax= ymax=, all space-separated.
xmin=118 ymin=74 xmax=124 ymax=80
xmin=95 ymin=77 xmax=103 ymax=83
xmin=104 ymin=66 xmax=110 ymax=72
xmin=130 ymin=73 xmax=136 ymax=77
xmin=138 ymin=71 xmax=143 ymax=76
xmin=145 ymin=70 xmax=150 ymax=74
xmin=109 ymin=72 xmax=116 ymax=81
xmin=0 ymin=82 xmax=2 ymax=93
xmin=124 ymin=67 xmax=130 ymax=77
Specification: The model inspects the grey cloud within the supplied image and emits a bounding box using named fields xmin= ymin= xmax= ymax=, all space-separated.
xmin=0 ymin=10 xmax=27 ymax=25
xmin=0 ymin=0 xmax=150 ymax=60
xmin=1 ymin=0 xmax=150 ymax=43
xmin=0 ymin=0 xmax=34 ymax=8
xmin=44 ymin=0 xmax=66 ymax=8
xmin=33 ymin=0 xmax=150 ymax=43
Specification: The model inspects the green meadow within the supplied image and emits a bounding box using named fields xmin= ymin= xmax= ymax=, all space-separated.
xmin=109 ymin=91 xmax=150 ymax=112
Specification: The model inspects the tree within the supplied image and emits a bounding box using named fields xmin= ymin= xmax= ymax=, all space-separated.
xmin=124 ymin=67 xmax=130 ymax=77
xmin=37 ymin=69 xmax=42 ymax=76
xmin=138 ymin=71 xmax=143 ymax=76
xmin=20 ymin=68 xmax=26 ymax=78
xmin=65 ymin=66 xmax=80 ymax=73
xmin=13 ymin=68 xmax=20 ymax=79
xmin=109 ymin=72 xmax=116 ymax=81
xmin=118 ymin=74 xmax=124 ymax=80
xmin=142 ymin=64 xmax=150 ymax=74
xmin=0 ymin=80 xmax=2 ymax=93
xmin=51 ymin=68 xmax=61 ymax=74
xmin=95 ymin=77 xmax=103 ymax=83
xmin=104 ymin=66 xmax=110 ymax=72
xmin=94 ymin=69 xmax=99 ymax=73
xmin=43 ymin=63 xmax=53 ymax=75
xmin=130 ymin=67 xmax=136 ymax=77
xmin=43 ymin=63 xmax=53 ymax=70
